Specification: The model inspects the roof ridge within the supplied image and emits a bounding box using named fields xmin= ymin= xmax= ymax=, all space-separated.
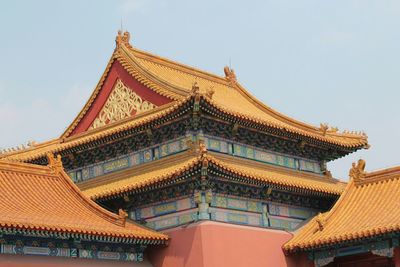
xmin=128 ymin=45 xmax=229 ymax=86
xmin=366 ymin=165 xmax=400 ymax=178
xmin=0 ymin=139 xmax=60 ymax=160
xmin=117 ymin=46 xmax=187 ymax=100
xmin=315 ymin=179 xmax=354 ymax=228
xmin=0 ymin=160 xmax=51 ymax=174
xmin=358 ymin=165 xmax=400 ymax=185
xmin=57 ymin=169 xmax=131 ymax=227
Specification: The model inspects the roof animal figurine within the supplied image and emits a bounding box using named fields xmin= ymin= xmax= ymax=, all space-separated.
xmin=115 ymin=30 xmax=130 ymax=48
xmin=46 ymin=153 xmax=63 ymax=175
xmin=349 ymin=159 xmax=366 ymax=182
xmin=224 ymin=66 xmax=237 ymax=85
xmin=320 ymin=123 xmax=329 ymax=136
xmin=118 ymin=208 xmax=128 ymax=226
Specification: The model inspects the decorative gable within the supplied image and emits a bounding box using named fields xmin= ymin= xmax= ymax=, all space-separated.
xmin=89 ymin=79 xmax=156 ymax=129
xmin=64 ymin=60 xmax=172 ymax=137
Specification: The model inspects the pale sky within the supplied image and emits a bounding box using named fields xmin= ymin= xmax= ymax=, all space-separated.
xmin=1 ymin=0 xmax=399 ymax=179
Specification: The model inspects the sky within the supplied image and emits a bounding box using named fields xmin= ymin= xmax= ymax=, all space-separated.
xmin=0 ymin=0 xmax=399 ymax=179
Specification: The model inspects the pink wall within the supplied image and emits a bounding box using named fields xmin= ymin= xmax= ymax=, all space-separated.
xmin=0 ymin=254 xmax=153 ymax=267
xmin=148 ymin=221 xmax=313 ymax=267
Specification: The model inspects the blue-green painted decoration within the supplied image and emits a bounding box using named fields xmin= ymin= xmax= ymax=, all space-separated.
xmin=146 ymin=210 xmax=198 ymax=230
xmin=68 ymin=133 xmax=323 ymax=182
xmin=268 ymin=203 xmax=317 ymax=220
xmin=68 ymin=137 xmax=188 ymax=182
xmin=79 ymin=250 xmax=139 ymax=261
xmin=203 ymin=135 xmax=322 ymax=174
xmin=1 ymin=244 xmax=70 ymax=257
xmin=132 ymin=193 xmax=317 ymax=231
xmin=210 ymin=208 xmax=263 ymax=227
xmin=209 ymin=194 xmax=314 ymax=230
xmin=211 ymin=195 xmax=263 ymax=213
xmin=133 ymin=197 xmax=196 ymax=220
xmin=0 ymin=244 xmax=142 ymax=262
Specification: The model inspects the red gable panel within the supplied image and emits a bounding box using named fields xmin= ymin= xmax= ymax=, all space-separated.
xmin=70 ymin=61 xmax=172 ymax=136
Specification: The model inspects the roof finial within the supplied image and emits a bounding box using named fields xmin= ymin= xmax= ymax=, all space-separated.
xmin=224 ymin=66 xmax=237 ymax=86
xmin=349 ymin=159 xmax=366 ymax=182
xmin=46 ymin=153 xmax=63 ymax=175
xmin=115 ymin=30 xmax=131 ymax=48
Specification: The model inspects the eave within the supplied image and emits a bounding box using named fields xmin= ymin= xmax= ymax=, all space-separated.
xmin=80 ymin=151 xmax=346 ymax=202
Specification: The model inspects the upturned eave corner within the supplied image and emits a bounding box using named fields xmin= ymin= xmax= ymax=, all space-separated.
xmin=284 ymin=160 xmax=400 ymax=254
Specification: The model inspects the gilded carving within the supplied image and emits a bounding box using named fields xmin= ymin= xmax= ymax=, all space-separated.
xmin=90 ymin=79 xmax=156 ymax=129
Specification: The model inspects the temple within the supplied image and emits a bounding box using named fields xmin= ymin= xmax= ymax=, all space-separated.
xmin=1 ymin=30 xmax=397 ymax=267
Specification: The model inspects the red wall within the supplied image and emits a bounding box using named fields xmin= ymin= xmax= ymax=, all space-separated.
xmin=148 ymin=221 xmax=313 ymax=267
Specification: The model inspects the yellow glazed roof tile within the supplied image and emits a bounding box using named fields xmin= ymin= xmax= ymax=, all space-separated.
xmin=0 ymin=31 xmax=368 ymax=162
xmin=81 ymin=152 xmax=345 ymax=200
xmin=283 ymin=161 xmax=400 ymax=253
xmin=128 ymin=43 xmax=369 ymax=148
xmin=0 ymin=158 xmax=168 ymax=241
xmin=61 ymin=31 xmax=368 ymax=148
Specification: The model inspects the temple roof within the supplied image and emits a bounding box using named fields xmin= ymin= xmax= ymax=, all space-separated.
xmin=0 ymin=157 xmax=167 ymax=243
xmin=283 ymin=160 xmax=400 ymax=253
xmin=80 ymin=151 xmax=346 ymax=201
xmin=0 ymin=31 xmax=369 ymax=162
xmin=62 ymin=31 xmax=368 ymax=146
